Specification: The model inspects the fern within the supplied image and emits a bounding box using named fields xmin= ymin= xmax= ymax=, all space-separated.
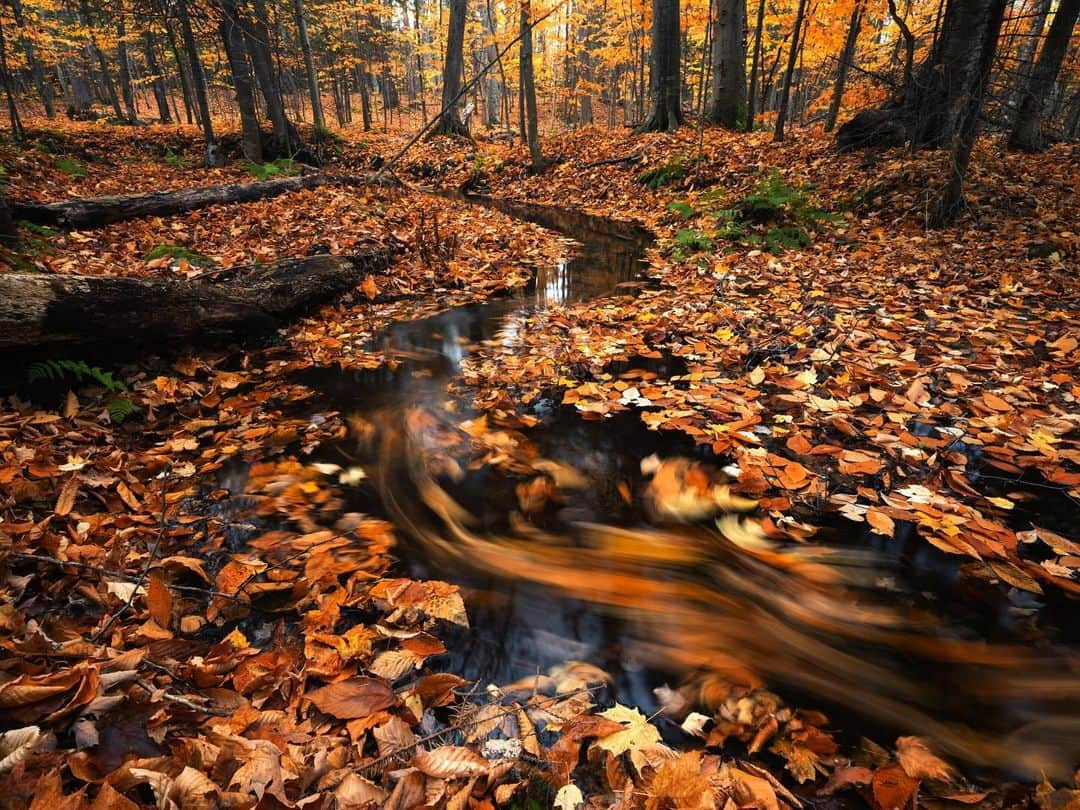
xmin=106 ymin=397 xmax=137 ymax=423
xmin=667 ymin=201 xmax=698 ymax=220
xmin=243 ymin=158 xmax=300 ymax=181
xmin=27 ymin=360 xmax=137 ymax=422
xmin=54 ymin=157 xmax=87 ymax=177
xmin=163 ymin=148 xmax=192 ymax=169
xmin=636 ymin=158 xmax=691 ymax=190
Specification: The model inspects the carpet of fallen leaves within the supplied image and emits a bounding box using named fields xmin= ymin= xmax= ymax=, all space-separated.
xmin=0 ymin=118 xmax=1078 ymax=809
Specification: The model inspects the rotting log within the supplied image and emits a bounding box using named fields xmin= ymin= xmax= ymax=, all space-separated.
xmin=0 ymin=247 xmax=398 ymax=352
xmin=11 ymin=172 xmax=397 ymax=230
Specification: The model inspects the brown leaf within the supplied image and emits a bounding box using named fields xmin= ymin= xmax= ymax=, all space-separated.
xmin=872 ymin=763 xmax=920 ymax=810
xmin=146 ymin=573 xmax=172 ymax=629
xmin=54 ymin=475 xmax=79 ymax=516
xmin=307 ymin=676 xmax=398 ymax=719
xmin=413 ymin=745 xmax=490 ymax=778
xmin=896 ymin=736 xmax=954 ymax=782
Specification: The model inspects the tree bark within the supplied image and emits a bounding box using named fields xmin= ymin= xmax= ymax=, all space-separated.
xmin=220 ymin=7 xmax=263 ymax=161
xmin=293 ymin=0 xmax=326 ymax=130
xmin=707 ymin=0 xmax=746 ymax=128
xmin=116 ymin=16 xmax=139 ymax=123
xmin=636 ymin=0 xmax=683 ymax=131
xmin=0 ymin=249 xmax=398 ymax=353
xmin=520 ymin=0 xmax=545 ymax=170
xmin=235 ymin=0 xmax=296 ymax=155
xmin=430 ymin=0 xmax=469 ymax=136
xmin=1007 ymin=0 xmax=1051 ymax=116
xmin=143 ymin=30 xmax=172 ymax=123
xmin=824 ymin=0 xmax=862 ymax=132
xmin=13 ymin=174 xmax=394 ymax=230
xmin=1009 ymin=0 xmax=1080 ymax=151
xmin=773 ymin=0 xmax=808 ymax=140
xmin=745 ymin=0 xmax=766 ymax=130
xmin=932 ymin=0 xmax=1008 ymax=223
xmin=177 ymin=0 xmax=216 ymax=164
xmin=10 ymin=0 xmax=54 ymax=118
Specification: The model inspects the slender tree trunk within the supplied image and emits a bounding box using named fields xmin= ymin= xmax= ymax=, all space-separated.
xmin=0 ymin=19 xmax=24 ymax=140
xmin=293 ymin=0 xmax=325 ymax=130
xmin=886 ymin=0 xmax=915 ymax=97
xmin=10 ymin=0 xmax=54 ymax=118
xmin=177 ymin=0 xmax=216 ymax=164
xmin=707 ymin=0 xmax=746 ymax=127
xmin=774 ymin=0 xmax=808 ymax=140
xmin=636 ymin=0 xmax=683 ymax=131
xmin=824 ymin=0 xmax=862 ymax=131
xmin=220 ymin=7 xmax=263 ymax=160
xmin=745 ymin=0 xmax=766 ymax=130
xmin=1009 ymin=0 xmax=1079 ymax=151
xmin=415 ymin=0 xmax=428 ymax=123
xmin=430 ymin=0 xmax=469 ymax=136
xmin=520 ymin=0 xmax=544 ymax=169
xmin=165 ymin=25 xmax=195 ymax=124
xmin=932 ymin=0 xmax=1008 ymax=223
xmin=1007 ymin=0 xmax=1051 ymax=116
xmin=116 ymin=16 xmax=139 ymax=123
xmin=143 ymin=30 xmax=172 ymax=123
xmin=237 ymin=0 xmax=294 ymax=153
xmin=79 ymin=0 xmax=124 ymax=121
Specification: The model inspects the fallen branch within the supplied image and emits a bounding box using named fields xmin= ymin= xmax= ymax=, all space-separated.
xmin=581 ymin=152 xmax=643 ymax=169
xmin=0 ymin=246 xmax=399 ymax=352
xmin=12 ymin=172 xmax=396 ymax=230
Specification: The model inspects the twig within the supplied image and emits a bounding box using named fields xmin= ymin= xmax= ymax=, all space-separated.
xmin=134 ymin=678 xmax=233 ymax=717
xmin=91 ymin=471 xmax=170 ymax=643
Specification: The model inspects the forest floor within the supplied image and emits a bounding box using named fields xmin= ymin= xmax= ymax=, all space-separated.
xmin=0 ymin=118 xmax=1078 ymax=809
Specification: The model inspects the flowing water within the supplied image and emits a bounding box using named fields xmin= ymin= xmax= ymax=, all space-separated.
xmin=294 ymin=195 xmax=1080 ymax=781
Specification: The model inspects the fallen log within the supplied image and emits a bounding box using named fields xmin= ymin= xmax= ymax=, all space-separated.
xmin=12 ymin=172 xmax=395 ymax=230
xmin=0 ymin=247 xmax=398 ymax=352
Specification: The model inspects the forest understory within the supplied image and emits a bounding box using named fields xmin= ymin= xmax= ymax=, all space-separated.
xmin=0 ymin=118 xmax=1078 ymax=809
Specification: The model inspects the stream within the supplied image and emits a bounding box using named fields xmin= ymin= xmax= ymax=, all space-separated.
xmin=292 ymin=195 xmax=1080 ymax=782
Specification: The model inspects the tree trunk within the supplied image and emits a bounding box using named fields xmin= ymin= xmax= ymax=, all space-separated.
xmin=745 ymin=0 xmax=766 ymax=130
xmin=1008 ymin=0 xmax=1080 ymax=151
xmin=886 ymin=0 xmax=915 ymax=98
xmin=707 ymin=0 xmax=746 ymax=128
xmin=220 ymin=8 xmax=263 ymax=161
xmin=430 ymin=0 xmax=469 ymax=136
xmin=520 ymin=0 xmax=545 ymax=170
xmin=773 ymin=0 xmax=808 ymax=140
xmin=824 ymin=0 xmax=862 ymax=132
xmin=237 ymin=0 xmax=295 ymax=155
xmin=143 ymin=30 xmax=172 ymax=123
xmin=636 ymin=0 xmax=683 ymax=131
xmin=116 ymin=16 xmax=139 ymax=123
xmin=293 ymin=0 xmax=326 ymax=130
xmin=10 ymin=0 xmax=54 ymax=118
xmin=177 ymin=0 xmax=216 ymax=164
xmin=164 ymin=24 xmax=195 ymax=125
xmin=11 ymin=174 xmax=395 ymax=230
xmin=909 ymin=0 xmax=1002 ymax=147
xmin=1007 ymin=0 xmax=1051 ymax=116
xmin=0 ymin=249 xmax=398 ymax=353
xmin=79 ymin=0 xmax=124 ymax=121
xmin=932 ymin=0 xmax=1008 ymax=224
xmin=0 ymin=19 xmax=23 ymax=141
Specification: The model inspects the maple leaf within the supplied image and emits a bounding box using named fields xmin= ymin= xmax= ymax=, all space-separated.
xmin=594 ymin=704 xmax=662 ymax=755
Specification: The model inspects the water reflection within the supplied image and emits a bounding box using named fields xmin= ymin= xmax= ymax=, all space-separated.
xmin=310 ymin=195 xmax=1080 ymax=781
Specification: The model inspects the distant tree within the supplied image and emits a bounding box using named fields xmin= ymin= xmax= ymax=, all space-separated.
xmin=637 ymin=0 xmax=683 ymax=132
xmin=1009 ymin=0 xmax=1080 ymax=151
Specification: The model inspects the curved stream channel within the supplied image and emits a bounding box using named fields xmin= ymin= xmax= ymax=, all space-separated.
xmin=286 ymin=195 xmax=1080 ymax=782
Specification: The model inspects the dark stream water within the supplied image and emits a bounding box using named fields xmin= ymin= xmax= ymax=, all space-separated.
xmin=292 ymin=195 xmax=1080 ymax=782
